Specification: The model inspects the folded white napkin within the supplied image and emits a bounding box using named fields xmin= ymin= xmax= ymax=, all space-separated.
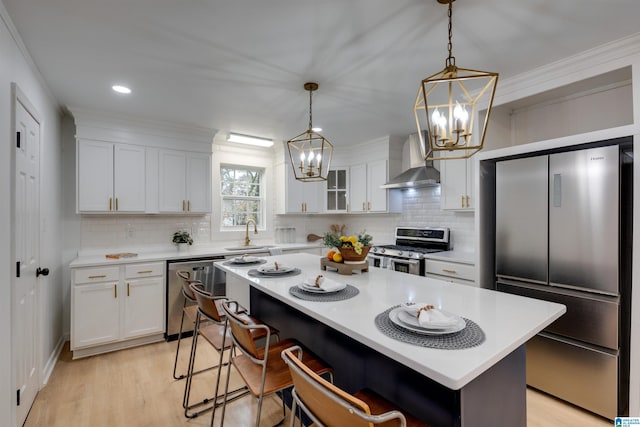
xmin=401 ymin=302 xmax=459 ymax=328
xmin=234 ymin=254 xmax=257 ymax=262
xmin=418 ymin=308 xmax=458 ymax=328
xmin=258 ymin=262 xmax=285 ymax=272
xmin=304 ymin=275 xmax=345 ymax=292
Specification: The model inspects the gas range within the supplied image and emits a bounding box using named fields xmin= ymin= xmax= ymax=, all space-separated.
xmin=368 ymin=227 xmax=450 ymax=275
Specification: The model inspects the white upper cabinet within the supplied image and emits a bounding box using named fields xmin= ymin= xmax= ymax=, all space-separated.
xmin=440 ymin=155 xmax=474 ymax=211
xmin=350 ymin=159 xmax=398 ymax=213
xmin=285 ymin=165 xmax=322 ymax=213
xmin=159 ymin=149 xmax=211 ymax=213
xmin=77 ymin=140 xmax=145 ymax=213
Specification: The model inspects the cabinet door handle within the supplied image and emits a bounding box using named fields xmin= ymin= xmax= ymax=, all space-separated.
xmin=114 ymin=284 xmax=117 ymax=298
xmin=115 ymin=197 xmax=119 ymax=211
xmin=88 ymin=275 xmax=106 ymax=279
xmin=137 ymin=270 xmax=153 ymax=274
xmin=368 ymin=201 xmax=371 ymax=211
xmin=461 ymin=195 xmax=465 ymax=208
xmin=182 ymin=200 xmax=186 ymax=211
xmin=109 ymin=197 xmax=113 ymax=211
xmin=187 ymin=200 xmax=191 ymax=211
xmin=466 ymin=195 xmax=470 ymax=208
xmin=442 ymin=268 xmax=457 ymax=274
xmin=127 ymin=282 xmax=130 ymax=296
xmin=362 ymin=202 xmax=365 ymax=211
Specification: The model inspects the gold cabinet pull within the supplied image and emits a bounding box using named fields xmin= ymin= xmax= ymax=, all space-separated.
xmin=114 ymin=284 xmax=117 ymax=298
xmin=137 ymin=270 xmax=153 ymax=274
xmin=109 ymin=197 xmax=113 ymax=211
xmin=362 ymin=202 xmax=365 ymax=211
xmin=88 ymin=275 xmax=106 ymax=279
xmin=368 ymin=201 xmax=371 ymax=211
xmin=442 ymin=268 xmax=458 ymax=274
xmin=182 ymin=200 xmax=186 ymax=211
xmin=461 ymin=195 xmax=465 ymax=208
xmin=466 ymin=195 xmax=470 ymax=208
xmin=127 ymin=282 xmax=130 ymax=297
xmin=187 ymin=200 xmax=191 ymax=211
xmin=115 ymin=197 xmax=119 ymax=211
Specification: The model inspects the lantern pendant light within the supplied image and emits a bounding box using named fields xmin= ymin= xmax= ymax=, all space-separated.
xmin=414 ymin=0 xmax=499 ymax=160
xmin=287 ymin=82 xmax=333 ymax=182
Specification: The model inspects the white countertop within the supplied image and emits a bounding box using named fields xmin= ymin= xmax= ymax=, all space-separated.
xmin=69 ymin=242 xmax=323 ymax=268
xmin=218 ymin=253 xmax=565 ymax=390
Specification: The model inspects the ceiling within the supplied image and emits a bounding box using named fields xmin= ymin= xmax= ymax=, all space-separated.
xmin=4 ymin=0 xmax=640 ymax=145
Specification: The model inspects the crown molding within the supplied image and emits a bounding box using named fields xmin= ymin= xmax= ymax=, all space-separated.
xmin=495 ymin=32 xmax=640 ymax=107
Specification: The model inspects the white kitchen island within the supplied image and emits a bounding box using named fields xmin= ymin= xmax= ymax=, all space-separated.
xmin=218 ymin=253 xmax=566 ymax=427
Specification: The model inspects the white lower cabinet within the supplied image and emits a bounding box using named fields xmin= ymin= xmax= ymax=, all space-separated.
xmin=71 ymin=262 xmax=165 ymax=358
xmin=425 ymin=258 xmax=475 ymax=285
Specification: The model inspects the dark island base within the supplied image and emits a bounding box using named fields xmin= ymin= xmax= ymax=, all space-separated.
xmin=250 ymin=289 xmax=527 ymax=427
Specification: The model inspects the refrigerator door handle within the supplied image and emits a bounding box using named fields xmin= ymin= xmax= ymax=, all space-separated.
xmin=552 ymin=173 xmax=562 ymax=207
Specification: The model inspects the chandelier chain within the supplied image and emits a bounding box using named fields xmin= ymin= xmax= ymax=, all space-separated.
xmin=447 ymin=0 xmax=454 ymax=65
xmin=308 ymin=88 xmax=313 ymax=131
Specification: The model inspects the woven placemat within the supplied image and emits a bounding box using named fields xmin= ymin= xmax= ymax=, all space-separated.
xmin=288 ymin=284 xmax=360 ymax=301
xmin=248 ymin=268 xmax=301 ymax=278
xmin=374 ymin=306 xmax=485 ymax=350
xmin=222 ymin=259 xmax=267 ymax=267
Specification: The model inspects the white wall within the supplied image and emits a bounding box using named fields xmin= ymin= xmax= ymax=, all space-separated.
xmin=0 ymin=3 xmax=64 ymax=426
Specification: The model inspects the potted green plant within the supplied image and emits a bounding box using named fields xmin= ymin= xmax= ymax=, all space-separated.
xmin=172 ymin=231 xmax=193 ymax=251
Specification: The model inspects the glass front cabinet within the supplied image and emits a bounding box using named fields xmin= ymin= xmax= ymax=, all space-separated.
xmin=325 ymin=168 xmax=349 ymax=212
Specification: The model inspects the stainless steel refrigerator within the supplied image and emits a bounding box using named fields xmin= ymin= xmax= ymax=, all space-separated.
xmin=495 ymin=141 xmax=632 ymax=419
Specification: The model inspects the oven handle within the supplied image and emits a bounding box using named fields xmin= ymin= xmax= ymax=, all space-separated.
xmin=390 ymin=258 xmax=420 ymax=266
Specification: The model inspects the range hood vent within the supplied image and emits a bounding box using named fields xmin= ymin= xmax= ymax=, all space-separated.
xmin=381 ymin=133 xmax=440 ymax=189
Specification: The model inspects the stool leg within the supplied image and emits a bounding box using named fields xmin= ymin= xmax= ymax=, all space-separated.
xmin=183 ymin=312 xmax=201 ymax=412
xmin=172 ymin=298 xmax=188 ymax=380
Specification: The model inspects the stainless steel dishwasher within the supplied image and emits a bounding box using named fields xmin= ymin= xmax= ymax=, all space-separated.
xmin=166 ymin=256 xmax=226 ymax=340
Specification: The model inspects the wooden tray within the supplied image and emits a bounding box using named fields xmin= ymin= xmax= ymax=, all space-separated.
xmin=320 ymin=258 xmax=369 ymax=275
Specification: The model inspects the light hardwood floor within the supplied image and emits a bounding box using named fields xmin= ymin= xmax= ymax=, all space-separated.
xmin=24 ymin=340 xmax=612 ymax=427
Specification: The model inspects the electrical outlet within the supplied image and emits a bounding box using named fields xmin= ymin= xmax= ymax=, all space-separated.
xmin=126 ymin=225 xmax=135 ymax=239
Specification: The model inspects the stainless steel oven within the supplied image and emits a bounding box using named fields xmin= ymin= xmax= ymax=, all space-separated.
xmin=367 ymin=226 xmax=450 ymax=276
xmin=389 ymin=258 xmax=421 ymax=275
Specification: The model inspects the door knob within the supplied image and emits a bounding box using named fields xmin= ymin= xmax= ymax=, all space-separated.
xmin=36 ymin=267 xmax=49 ymax=277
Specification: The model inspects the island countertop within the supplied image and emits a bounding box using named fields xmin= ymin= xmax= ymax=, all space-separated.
xmin=217 ymin=252 xmax=566 ymax=391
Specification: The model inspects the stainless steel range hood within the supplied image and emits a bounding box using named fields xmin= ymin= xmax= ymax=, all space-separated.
xmin=381 ymin=133 xmax=440 ymax=189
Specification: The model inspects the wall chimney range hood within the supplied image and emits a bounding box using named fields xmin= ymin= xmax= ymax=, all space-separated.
xmin=381 ymin=133 xmax=440 ymax=189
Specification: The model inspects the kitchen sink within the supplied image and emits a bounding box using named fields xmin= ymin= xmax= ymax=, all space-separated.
xmin=224 ymin=245 xmax=274 ymax=251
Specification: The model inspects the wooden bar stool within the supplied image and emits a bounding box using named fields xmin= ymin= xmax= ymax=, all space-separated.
xmin=217 ymin=300 xmax=333 ymax=427
xmin=172 ymin=270 xmax=208 ymax=380
xmin=187 ymin=285 xmax=278 ymax=419
xmin=281 ymin=346 xmax=430 ymax=427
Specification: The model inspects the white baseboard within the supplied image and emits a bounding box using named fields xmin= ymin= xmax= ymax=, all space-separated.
xmin=41 ymin=334 xmax=67 ymax=386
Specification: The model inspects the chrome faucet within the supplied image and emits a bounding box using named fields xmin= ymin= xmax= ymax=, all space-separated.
xmin=245 ymin=218 xmax=257 ymax=246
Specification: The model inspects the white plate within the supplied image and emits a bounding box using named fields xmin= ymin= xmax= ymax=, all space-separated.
xmin=258 ymin=265 xmax=295 ymax=275
xmin=230 ymin=256 xmax=261 ymax=264
xmin=389 ymin=308 xmax=466 ymax=335
xmin=299 ymin=282 xmax=345 ymax=293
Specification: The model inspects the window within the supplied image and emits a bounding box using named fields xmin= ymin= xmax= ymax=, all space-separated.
xmin=220 ymin=165 xmax=264 ymax=227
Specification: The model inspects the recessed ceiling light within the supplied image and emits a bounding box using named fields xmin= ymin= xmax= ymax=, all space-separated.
xmin=112 ymin=85 xmax=131 ymax=94
xmin=311 ymin=127 xmax=323 ymax=132
xmin=227 ymin=133 xmax=274 ymax=147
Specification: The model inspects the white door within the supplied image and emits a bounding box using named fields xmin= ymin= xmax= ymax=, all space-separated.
xmin=14 ymin=96 xmax=41 ymax=426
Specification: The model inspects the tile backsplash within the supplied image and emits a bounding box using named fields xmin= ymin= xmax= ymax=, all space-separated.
xmin=75 ymin=186 xmax=475 ymax=254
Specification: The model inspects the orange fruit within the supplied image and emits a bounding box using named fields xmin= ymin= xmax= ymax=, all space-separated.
xmin=332 ymin=252 xmax=343 ymax=263
xmin=326 ymin=250 xmax=336 ymax=260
